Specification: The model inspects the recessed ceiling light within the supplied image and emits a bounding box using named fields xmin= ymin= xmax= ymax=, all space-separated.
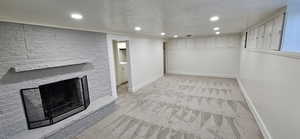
xmin=216 ymin=32 xmax=220 ymax=35
xmin=174 ymin=35 xmax=178 ymax=38
xmin=134 ymin=26 xmax=142 ymax=31
xmin=161 ymin=32 xmax=166 ymax=36
xmin=70 ymin=13 xmax=83 ymax=20
xmin=210 ymin=16 xmax=219 ymax=22
xmin=213 ymin=27 xmax=220 ymax=31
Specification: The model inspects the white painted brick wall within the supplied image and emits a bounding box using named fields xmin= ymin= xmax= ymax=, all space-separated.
xmin=0 ymin=22 xmax=112 ymax=138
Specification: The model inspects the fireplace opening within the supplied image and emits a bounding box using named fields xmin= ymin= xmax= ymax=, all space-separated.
xmin=20 ymin=76 xmax=90 ymax=129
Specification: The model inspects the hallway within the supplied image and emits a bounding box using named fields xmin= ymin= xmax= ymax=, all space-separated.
xmin=75 ymin=75 xmax=262 ymax=139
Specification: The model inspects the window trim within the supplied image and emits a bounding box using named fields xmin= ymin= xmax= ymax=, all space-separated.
xmin=243 ymin=48 xmax=300 ymax=59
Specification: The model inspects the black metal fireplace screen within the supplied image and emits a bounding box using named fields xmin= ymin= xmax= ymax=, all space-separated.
xmin=20 ymin=76 xmax=90 ymax=129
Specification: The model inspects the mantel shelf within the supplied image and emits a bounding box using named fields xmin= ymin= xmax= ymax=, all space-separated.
xmin=12 ymin=58 xmax=91 ymax=72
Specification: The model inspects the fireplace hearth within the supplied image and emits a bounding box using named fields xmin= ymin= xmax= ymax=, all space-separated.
xmin=20 ymin=76 xmax=90 ymax=129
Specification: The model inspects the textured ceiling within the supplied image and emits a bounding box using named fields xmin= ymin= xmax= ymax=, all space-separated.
xmin=0 ymin=0 xmax=287 ymax=37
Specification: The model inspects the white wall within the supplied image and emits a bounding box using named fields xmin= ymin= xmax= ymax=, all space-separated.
xmin=166 ymin=34 xmax=241 ymax=78
xmin=106 ymin=34 xmax=163 ymax=93
xmin=239 ymin=49 xmax=300 ymax=139
xmin=128 ymin=36 xmax=164 ymax=92
xmin=239 ymin=3 xmax=300 ymax=138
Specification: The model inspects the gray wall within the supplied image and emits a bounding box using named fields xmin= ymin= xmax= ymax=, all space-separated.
xmin=0 ymin=22 xmax=112 ymax=138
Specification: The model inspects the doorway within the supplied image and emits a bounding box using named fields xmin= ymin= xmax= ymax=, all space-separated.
xmin=163 ymin=41 xmax=167 ymax=75
xmin=112 ymin=40 xmax=129 ymax=96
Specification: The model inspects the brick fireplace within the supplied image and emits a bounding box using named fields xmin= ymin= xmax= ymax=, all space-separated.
xmin=21 ymin=76 xmax=90 ymax=129
xmin=0 ymin=21 xmax=115 ymax=138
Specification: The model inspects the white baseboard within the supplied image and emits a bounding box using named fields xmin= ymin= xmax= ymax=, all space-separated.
xmin=236 ymin=76 xmax=272 ymax=139
xmin=167 ymin=71 xmax=236 ymax=79
xmin=130 ymin=74 xmax=163 ymax=92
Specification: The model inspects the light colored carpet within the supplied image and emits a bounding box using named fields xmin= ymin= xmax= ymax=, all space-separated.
xmin=75 ymin=75 xmax=263 ymax=139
